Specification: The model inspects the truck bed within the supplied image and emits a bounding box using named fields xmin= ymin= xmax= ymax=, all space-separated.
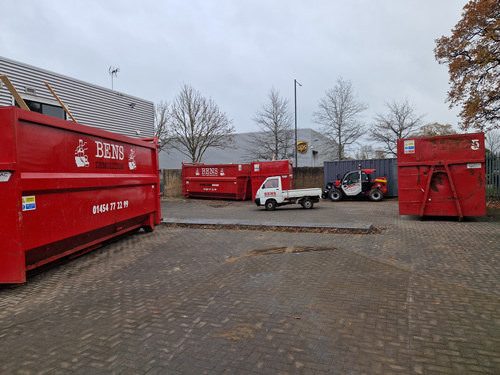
xmin=284 ymin=188 xmax=322 ymax=198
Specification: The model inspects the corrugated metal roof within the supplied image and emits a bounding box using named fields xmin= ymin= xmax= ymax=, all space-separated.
xmin=0 ymin=57 xmax=154 ymax=138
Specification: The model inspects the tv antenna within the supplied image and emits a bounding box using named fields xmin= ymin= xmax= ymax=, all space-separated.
xmin=109 ymin=66 xmax=120 ymax=90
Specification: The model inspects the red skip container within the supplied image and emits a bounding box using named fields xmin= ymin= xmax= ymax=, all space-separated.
xmin=250 ymin=160 xmax=293 ymax=199
xmin=397 ymin=133 xmax=486 ymax=219
xmin=0 ymin=107 xmax=161 ymax=283
xmin=182 ymin=163 xmax=252 ymax=200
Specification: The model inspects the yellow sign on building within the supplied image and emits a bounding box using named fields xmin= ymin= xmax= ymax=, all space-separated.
xmin=297 ymin=141 xmax=308 ymax=154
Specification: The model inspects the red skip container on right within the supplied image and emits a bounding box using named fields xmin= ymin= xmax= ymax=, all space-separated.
xmin=397 ymin=133 xmax=486 ymax=220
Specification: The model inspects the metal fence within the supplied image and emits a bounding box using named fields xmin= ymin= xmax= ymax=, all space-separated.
xmin=323 ymin=158 xmax=398 ymax=197
xmin=486 ymin=152 xmax=500 ymax=201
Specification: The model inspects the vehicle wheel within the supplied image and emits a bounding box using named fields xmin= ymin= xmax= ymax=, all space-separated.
xmin=369 ymin=188 xmax=383 ymax=202
xmin=265 ymin=200 xmax=277 ymax=211
xmin=329 ymin=189 xmax=342 ymax=202
xmin=302 ymin=198 xmax=314 ymax=209
xmin=143 ymin=225 xmax=154 ymax=232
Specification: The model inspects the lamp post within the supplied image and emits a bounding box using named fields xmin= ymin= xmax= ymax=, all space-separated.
xmin=294 ymin=79 xmax=302 ymax=167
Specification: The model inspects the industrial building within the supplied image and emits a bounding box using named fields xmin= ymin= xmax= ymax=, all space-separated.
xmin=0 ymin=57 xmax=154 ymax=138
xmin=159 ymin=127 xmax=333 ymax=169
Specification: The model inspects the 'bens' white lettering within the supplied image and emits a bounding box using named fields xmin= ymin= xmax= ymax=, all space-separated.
xmin=95 ymin=141 xmax=124 ymax=160
xmin=201 ymin=168 xmax=218 ymax=176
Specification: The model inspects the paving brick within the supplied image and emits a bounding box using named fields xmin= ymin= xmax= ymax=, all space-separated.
xmin=0 ymin=199 xmax=499 ymax=374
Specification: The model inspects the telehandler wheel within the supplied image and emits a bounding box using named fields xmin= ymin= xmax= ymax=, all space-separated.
xmin=265 ymin=199 xmax=277 ymax=211
xmin=329 ymin=189 xmax=342 ymax=202
xmin=301 ymin=198 xmax=314 ymax=209
xmin=369 ymin=188 xmax=383 ymax=202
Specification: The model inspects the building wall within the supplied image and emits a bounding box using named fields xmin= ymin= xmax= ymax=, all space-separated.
xmin=0 ymin=57 xmax=154 ymax=138
xmin=294 ymin=128 xmax=333 ymax=168
xmin=293 ymin=167 xmax=325 ymax=189
xmin=159 ymin=128 xmax=334 ymax=169
xmin=161 ymin=169 xmax=183 ymax=198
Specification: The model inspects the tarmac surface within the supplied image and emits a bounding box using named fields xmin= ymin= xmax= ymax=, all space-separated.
xmin=0 ymin=198 xmax=499 ymax=374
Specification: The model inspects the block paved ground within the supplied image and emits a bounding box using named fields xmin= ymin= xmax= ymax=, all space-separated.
xmin=0 ymin=199 xmax=499 ymax=374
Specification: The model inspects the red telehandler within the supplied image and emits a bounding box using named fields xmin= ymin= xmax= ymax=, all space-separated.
xmin=322 ymin=168 xmax=388 ymax=202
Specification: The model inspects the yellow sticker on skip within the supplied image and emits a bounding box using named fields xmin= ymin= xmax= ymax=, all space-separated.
xmin=22 ymin=196 xmax=36 ymax=211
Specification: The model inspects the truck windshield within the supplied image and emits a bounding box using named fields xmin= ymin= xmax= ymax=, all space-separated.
xmin=263 ymin=179 xmax=278 ymax=188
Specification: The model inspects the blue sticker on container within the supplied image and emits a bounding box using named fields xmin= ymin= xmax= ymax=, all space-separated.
xmin=22 ymin=196 xmax=36 ymax=211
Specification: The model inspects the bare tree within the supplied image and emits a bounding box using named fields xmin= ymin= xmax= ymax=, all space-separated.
xmin=370 ymin=99 xmax=425 ymax=156
xmin=313 ymin=77 xmax=368 ymax=160
xmin=353 ymin=144 xmax=386 ymax=160
xmin=246 ymin=88 xmax=294 ymax=160
xmin=169 ymin=84 xmax=234 ymax=163
xmin=486 ymin=130 xmax=500 ymax=154
xmin=410 ymin=122 xmax=457 ymax=138
xmin=154 ymin=100 xmax=171 ymax=153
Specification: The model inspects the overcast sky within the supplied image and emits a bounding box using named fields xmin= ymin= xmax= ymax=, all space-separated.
xmin=1 ymin=0 xmax=468 ymax=149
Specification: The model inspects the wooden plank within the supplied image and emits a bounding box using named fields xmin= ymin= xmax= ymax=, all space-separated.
xmin=44 ymin=82 xmax=78 ymax=123
xmin=0 ymin=74 xmax=30 ymax=110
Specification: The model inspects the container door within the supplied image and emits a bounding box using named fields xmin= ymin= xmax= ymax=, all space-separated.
xmin=0 ymin=174 xmax=25 ymax=283
xmin=342 ymin=171 xmax=362 ymax=196
xmin=0 ymin=108 xmax=25 ymax=283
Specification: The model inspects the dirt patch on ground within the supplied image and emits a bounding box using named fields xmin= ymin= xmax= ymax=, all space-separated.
xmin=225 ymin=246 xmax=336 ymax=263
xmin=213 ymin=323 xmax=263 ymax=341
xmin=163 ymin=223 xmax=382 ymax=234
xmin=486 ymin=200 xmax=500 ymax=209
xmin=485 ymin=201 xmax=500 ymax=221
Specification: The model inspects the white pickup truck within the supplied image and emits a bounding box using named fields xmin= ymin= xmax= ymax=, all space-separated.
xmin=254 ymin=176 xmax=322 ymax=210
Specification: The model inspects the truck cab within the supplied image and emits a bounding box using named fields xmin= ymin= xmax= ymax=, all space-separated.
xmin=254 ymin=176 xmax=322 ymax=210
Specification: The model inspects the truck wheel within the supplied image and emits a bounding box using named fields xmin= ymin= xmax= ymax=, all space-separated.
xmin=329 ymin=189 xmax=342 ymax=202
xmin=302 ymin=198 xmax=314 ymax=209
xmin=369 ymin=188 xmax=383 ymax=202
xmin=265 ymin=200 xmax=277 ymax=211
